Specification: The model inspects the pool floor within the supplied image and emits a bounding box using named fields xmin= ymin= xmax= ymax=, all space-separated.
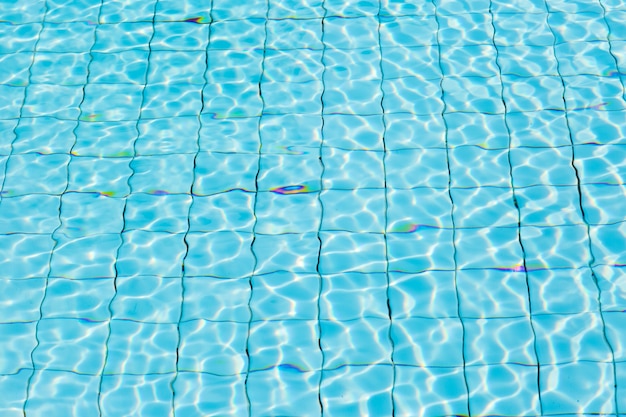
xmin=1 ymin=0 xmax=626 ymax=415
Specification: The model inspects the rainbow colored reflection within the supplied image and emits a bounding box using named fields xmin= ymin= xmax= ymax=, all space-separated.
xmin=184 ymin=16 xmax=208 ymax=24
xmin=390 ymin=222 xmax=440 ymax=233
xmin=270 ymin=184 xmax=311 ymax=195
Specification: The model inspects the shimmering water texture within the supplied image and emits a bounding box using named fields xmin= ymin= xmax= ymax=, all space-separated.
xmin=1 ymin=0 xmax=626 ymax=416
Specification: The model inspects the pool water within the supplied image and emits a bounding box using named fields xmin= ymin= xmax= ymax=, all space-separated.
xmin=1 ymin=0 xmax=626 ymax=415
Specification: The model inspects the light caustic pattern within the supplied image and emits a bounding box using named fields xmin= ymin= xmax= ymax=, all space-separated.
xmin=0 ymin=0 xmax=626 ymax=416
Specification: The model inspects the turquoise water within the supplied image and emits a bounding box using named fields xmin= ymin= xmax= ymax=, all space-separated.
xmin=1 ymin=0 xmax=626 ymax=415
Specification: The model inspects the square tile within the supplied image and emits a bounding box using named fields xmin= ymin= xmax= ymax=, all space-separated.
xmin=173 ymin=373 xmax=246 ymax=416
xmin=182 ymin=277 xmax=251 ymax=322
xmin=464 ymin=317 xmax=537 ymax=366
xmin=385 ymin=108 xmax=446 ymax=150
xmin=22 ymin=84 xmax=83 ymax=119
xmin=30 ymin=52 xmax=90 ymax=85
xmin=323 ymin=79 xmax=382 ymax=115
xmin=382 ymin=77 xmax=443 ymax=114
xmin=322 ymin=114 xmax=384 ymax=150
xmin=26 ymin=371 xmax=100 ymax=417
xmin=457 ymin=269 xmax=529 ymax=318
xmin=253 ymin=233 xmax=320 ymax=274
xmin=58 ymin=193 xmax=124 ymax=237
xmin=104 ymin=321 xmax=178 ymax=374
xmin=595 ymin=265 xmax=626 ymax=312
xmin=251 ymin=272 xmax=319 ymax=320
xmin=184 ymin=231 xmax=255 ymax=278
xmin=455 ymin=227 xmax=524 ymax=270
xmin=394 ymin=367 xmax=468 ymax=417
xmin=81 ymin=84 xmax=144 ymax=122
xmin=323 ymin=48 xmax=381 ymax=82
xmin=493 ymin=13 xmax=554 ymax=46
xmin=0 ymin=234 xmax=55 ymax=278
xmin=178 ymin=321 xmax=247 ymax=375
xmin=92 ymin=23 xmax=153 ymax=52
xmin=387 ymin=188 xmax=453 ymax=230
xmin=324 ymin=16 xmax=379 ymax=49
xmin=0 ymin=195 xmax=60 ymax=234
xmin=507 ymin=111 xmax=571 ymax=147
xmin=443 ymin=76 xmax=504 ymax=113
xmin=13 ymin=117 xmax=76 ymax=155
xmin=146 ymin=50 xmax=206 ymax=85
xmin=248 ymin=369 xmax=322 ymax=417
xmin=51 ymin=234 xmax=121 ymax=279
xmin=209 ymin=19 xmax=266 ymax=50
xmin=321 ymin=366 xmax=393 ymax=416
xmin=134 ymin=115 xmax=201 ymax=157
xmin=100 ymin=0 xmax=157 ymax=23
xmin=497 ymin=45 xmax=558 ymax=76
xmin=37 ymin=22 xmax=95 ymax=52
xmin=574 ymin=144 xmax=626 ymax=184
xmin=129 ymin=154 xmax=195 ymax=194
xmin=42 ymin=278 xmax=114 ymax=321
xmin=207 ymin=49 xmax=264 ymax=84
xmin=445 ymin=112 xmax=509 ymax=148
xmin=321 ymin=189 xmax=385 ymax=233
xmin=193 ymin=152 xmax=258 ymax=195
xmin=604 ymin=311 xmax=626 ymax=361
xmin=437 ymin=13 xmax=494 ymax=46
xmin=555 ymin=41 xmax=617 ymax=77
xmin=320 ymin=273 xmax=389 ymax=320
xmin=385 ymin=148 xmax=449 ymax=188
xmin=141 ymin=83 xmax=203 ymax=118
xmin=212 ymin=0 xmax=266 ymax=19
xmin=387 ymin=229 xmax=455 ymax=273
xmin=512 ymin=146 xmax=577 ymax=186
xmin=99 ymin=374 xmax=172 ymax=417
xmin=322 ymin=148 xmax=385 ymax=189
xmin=33 ymin=319 xmax=108 ymax=374
xmin=189 ymin=190 xmax=256 ymax=233
xmin=389 ymin=271 xmax=459 ymax=318
xmin=522 ymin=225 xmax=591 ymax=269
xmin=263 ymin=81 xmax=322 ymax=115
xmin=73 ymin=121 xmax=137 ymax=157
xmin=4 ymin=153 xmax=69 ymax=196
xmin=116 ymin=231 xmax=186 ymax=277
xmin=564 ymin=75 xmax=626 ymax=111
xmin=266 ymin=18 xmax=322 ymax=50
xmin=319 ymin=231 xmax=386 ymax=274
xmin=200 ymin=115 xmax=261 ymax=153
xmin=591 ymin=223 xmax=626 ymax=266
xmin=582 ymin=184 xmax=626 ymax=224
xmin=67 ymin=156 xmax=132 ymax=196
xmin=0 ymin=278 xmax=44 ymax=322
xmin=321 ymin=318 xmax=392 ymax=368
xmin=248 ymin=320 xmax=321 ymax=372
xmin=0 ymin=23 xmax=41 ymax=53
xmin=125 ymin=194 xmax=192 ymax=233
xmin=568 ymin=109 xmax=626 ymax=146
xmin=254 ymin=192 xmax=321 ymax=234
xmin=380 ymin=16 xmax=438 ymax=48
xmin=0 ymin=370 xmax=29 ymax=416
xmin=502 ymin=76 xmax=565 ymax=112
xmin=451 ymin=187 xmax=518 ymax=228
xmin=269 ymin=0 xmax=324 ymax=18
xmin=381 ymin=45 xmax=440 ymax=80
xmin=0 ymin=323 xmax=36 ymax=374
xmin=547 ymin=12 xmax=609 ymax=43
xmin=111 ymin=276 xmax=181 ymax=323
xmin=258 ymin=153 xmax=322 ymax=191
xmin=466 ymin=364 xmax=540 ymax=416
xmin=151 ymin=21 xmax=209 ymax=50
xmin=440 ymin=45 xmax=498 ymax=78
xmin=392 ymin=317 xmax=464 ymax=366
xmin=541 ymin=362 xmax=616 ymax=414
xmin=528 ymin=268 xmax=599 ymax=315
xmin=450 ymin=147 xmax=510 ymax=187
xmin=534 ymin=313 xmax=613 ymax=364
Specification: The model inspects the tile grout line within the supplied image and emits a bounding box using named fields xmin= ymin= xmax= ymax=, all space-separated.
xmin=431 ymin=1 xmax=472 ymax=415
xmin=95 ymin=1 xmax=160 ymax=414
xmin=243 ymin=0 xmax=270 ymax=414
xmin=376 ymin=0 xmax=397 ymax=414
xmin=169 ymin=1 xmax=214 ymax=415
xmin=487 ymin=1 xmax=544 ymax=414
xmin=315 ymin=1 xmax=328 ymax=414
xmin=544 ymin=1 xmax=620 ymax=414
